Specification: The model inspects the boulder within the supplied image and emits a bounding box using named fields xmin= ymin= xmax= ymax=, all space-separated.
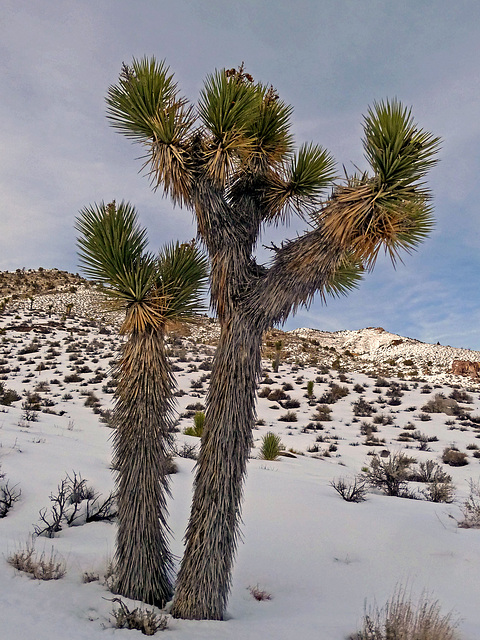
xmin=451 ymin=360 xmax=480 ymax=378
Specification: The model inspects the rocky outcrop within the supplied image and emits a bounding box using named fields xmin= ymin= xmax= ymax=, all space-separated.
xmin=451 ymin=360 xmax=480 ymax=379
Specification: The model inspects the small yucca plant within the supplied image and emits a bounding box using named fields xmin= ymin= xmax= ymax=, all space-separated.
xmin=259 ymin=432 xmax=284 ymax=461
xmin=184 ymin=411 xmax=205 ymax=437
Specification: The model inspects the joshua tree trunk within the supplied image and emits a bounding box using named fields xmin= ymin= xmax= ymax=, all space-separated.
xmin=171 ymin=312 xmax=262 ymax=619
xmin=112 ymin=327 xmax=175 ymax=607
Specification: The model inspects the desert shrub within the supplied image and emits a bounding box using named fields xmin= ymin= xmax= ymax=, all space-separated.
xmin=410 ymin=460 xmax=451 ymax=484
xmin=362 ymin=452 xmax=416 ymax=497
xmin=449 ymin=388 xmax=473 ymax=403
xmin=374 ymin=377 xmax=391 ymax=388
xmin=64 ymin=373 xmax=83 ymax=383
xmin=442 ymin=447 xmax=468 ymax=467
xmin=248 ymin=584 xmax=272 ymax=601
xmin=258 ymin=386 xmax=271 ymax=398
xmin=267 ymin=388 xmax=287 ymax=402
xmin=8 ymin=543 xmax=66 ymax=580
xmin=360 ymin=421 xmax=378 ymax=437
xmin=278 ymin=411 xmax=297 ymax=422
xmin=18 ymin=339 xmax=40 ymax=354
xmin=185 ymin=402 xmax=205 ymax=411
xmin=417 ymin=412 xmax=432 ymax=421
xmin=319 ymin=383 xmax=349 ymax=404
xmin=259 ymin=432 xmax=284 ymax=460
xmin=459 ymin=479 xmax=480 ymax=528
xmin=353 ymin=383 xmax=365 ymax=393
xmin=350 ymin=587 xmax=459 ymax=640
xmin=372 ymin=413 xmax=394 ymax=425
xmin=282 ymin=382 xmax=294 ymax=391
xmin=422 ymin=394 xmax=458 ymax=415
xmin=282 ymin=398 xmax=300 ymax=409
xmin=110 ymin=598 xmax=168 ymax=635
xmin=0 ymin=480 xmax=21 ymax=517
xmin=82 ymin=571 xmax=100 ymax=583
xmin=331 ymin=476 xmax=368 ymax=502
xmin=311 ymin=404 xmax=332 ymax=421
xmin=173 ymin=442 xmax=198 ymax=460
xmin=33 ymin=472 xmax=116 ymax=537
xmin=183 ymin=411 xmax=205 ymax=437
xmin=0 ymin=383 xmax=21 ymax=406
xmin=386 ymin=384 xmax=403 ymax=399
xmin=422 ymin=478 xmax=455 ymax=503
xmin=353 ymin=397 xmax=376 ymax=417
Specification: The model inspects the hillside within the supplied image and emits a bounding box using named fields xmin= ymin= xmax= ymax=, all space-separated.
xmin=2 ymin=268 xmax=480 ymax=388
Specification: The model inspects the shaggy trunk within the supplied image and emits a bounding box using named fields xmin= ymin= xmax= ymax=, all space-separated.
xmin=172 ymin=220 xmax=347 ymax=619
xmin=112 ymin=328 xmax=175 ymax=607
xmin=171 ymin=312 xmax=262 ymax=619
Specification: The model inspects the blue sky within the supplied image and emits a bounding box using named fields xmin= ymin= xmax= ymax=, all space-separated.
xmin=1 ymin=1 xmax=479 ymax=348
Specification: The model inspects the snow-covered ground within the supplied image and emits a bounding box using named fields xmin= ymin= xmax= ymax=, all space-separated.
xmin=1 ymin=302 xmax=480 ymax=639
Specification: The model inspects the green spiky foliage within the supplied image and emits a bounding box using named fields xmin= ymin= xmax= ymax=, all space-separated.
xmin=106 ymin=59 xmax=440 ymax=619
xmin=76 ymin=201 xmax=208 ymax=607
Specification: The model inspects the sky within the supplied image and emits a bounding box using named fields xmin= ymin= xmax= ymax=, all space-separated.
xmin=1 ymin=0 xmax=480 ymax=349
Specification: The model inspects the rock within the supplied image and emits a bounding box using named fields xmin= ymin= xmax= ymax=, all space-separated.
xmin=451 ymin=360 xmax=480 ymax=378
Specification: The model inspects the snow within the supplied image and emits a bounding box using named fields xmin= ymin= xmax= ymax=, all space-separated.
xmin=1 ymin=302 xmax=480 ymax=639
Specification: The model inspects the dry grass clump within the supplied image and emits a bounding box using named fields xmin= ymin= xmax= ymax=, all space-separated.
xmin=110 ymin=598 xmax=168 ymax=635
xmin=350 ymin=587 xmax=460 ymax=640
xmin=458 ymin=479 xmax=480 ymax=528
xmin=248 ymin=584 xmax=272 ymax=601
xmin=8 ymin=542 xmax=66 ymax=580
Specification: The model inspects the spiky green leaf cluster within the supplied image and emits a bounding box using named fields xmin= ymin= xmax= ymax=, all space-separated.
xmin=155 ymin=241 xmax=210 ymax=324
xmin=76 ymin=200 xmax=155 ymax=300
xmin=76 ymin=201 xmax=208 ymax=333
xmin=106 ymin=58 xmax=192 ymax=144
xmin=363 ymin=99 xmax=441 ymax=191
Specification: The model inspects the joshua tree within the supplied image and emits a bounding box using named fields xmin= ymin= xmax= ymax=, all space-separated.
xmin=106 ymin=58 xmax=440 ymax=619
xmin=76 ymin=201 xmax=208 ymax=607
